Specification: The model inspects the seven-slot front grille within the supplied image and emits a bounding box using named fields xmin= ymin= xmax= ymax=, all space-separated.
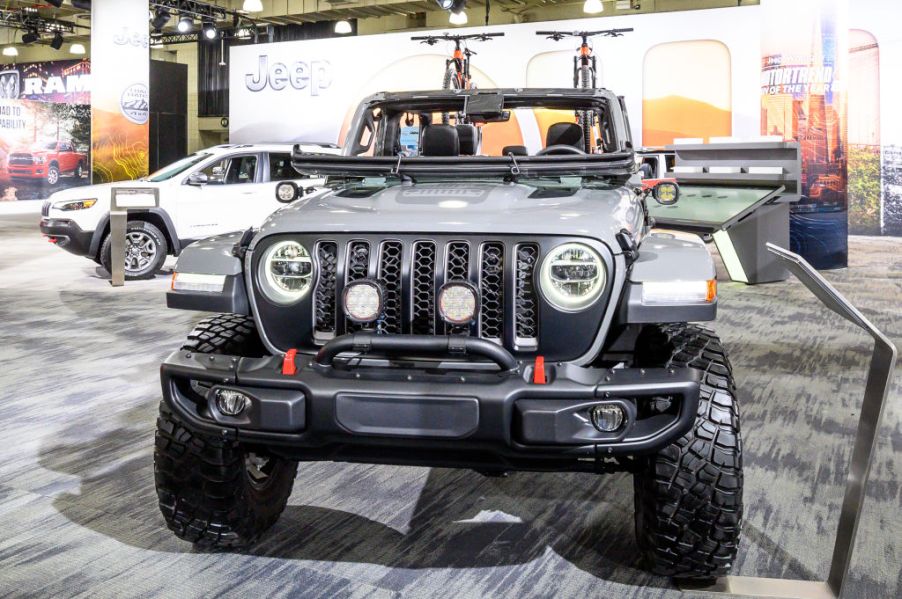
xmin=311 ymin=237 xmax=541 ymax=351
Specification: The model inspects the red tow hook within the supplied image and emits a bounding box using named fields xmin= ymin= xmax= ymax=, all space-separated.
xmin=532 ymin=356 xmax=547 ymax=385
xmin=281 ymin=348 xmax=298 ymax=376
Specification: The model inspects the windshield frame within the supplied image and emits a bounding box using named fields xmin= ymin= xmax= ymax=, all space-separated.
xmin=294 ymin=89 xmax=635 ymax=181
xmin=146 ymin=152 xmax=213 ymax=182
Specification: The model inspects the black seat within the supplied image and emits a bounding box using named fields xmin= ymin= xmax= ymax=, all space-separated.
xmin=546 ymin=122 xmax=584 ymax=149
xmin=421 ymin=125 xmax=460 ymax=156
xmin=456 ymin=125 xmax=479 ymax=155
xmin=502 ymin=145 xmax=528 ymax=156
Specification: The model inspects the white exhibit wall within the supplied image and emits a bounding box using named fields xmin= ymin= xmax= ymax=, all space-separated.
xmin=229 ymin=5 xmax=762 ymax=146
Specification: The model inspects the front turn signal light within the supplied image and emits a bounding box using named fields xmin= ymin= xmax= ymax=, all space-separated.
xmin=641 ymin=280 xmax=717 ymax=305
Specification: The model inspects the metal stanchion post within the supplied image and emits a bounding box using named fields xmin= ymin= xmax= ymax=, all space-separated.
xmin=108 ymin=188 xmax=160 ymax=287
xmin=681 ymin=244 xmax=897 ymax=599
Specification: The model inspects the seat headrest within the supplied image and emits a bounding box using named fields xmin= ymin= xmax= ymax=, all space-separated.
xmin=456 ymin=125 xmax=479 ymax=155
xmin=502 ymin=145 xmax=528 ymax=156
xmin=422 ymin=125 xmax=460 ymax=157
xmin=546 ymin=123 xmax=584 ymax=149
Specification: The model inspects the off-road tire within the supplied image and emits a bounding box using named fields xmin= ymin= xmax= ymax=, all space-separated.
xmin=633 ymin=324 xmax=743 ymax=580
xmin=154 ymin=402 xmax=298 ymax=549
xmin=100 ymin=220 xmax=168 ymax=280
xmin=155 ymin=313 xmax=296 ymax=549
xmin=181 ymin=313 xmax=266 ymax=357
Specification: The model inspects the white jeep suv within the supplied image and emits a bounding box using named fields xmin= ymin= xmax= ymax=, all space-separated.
xmin=39 ymin=142 xmax=339 ymax=279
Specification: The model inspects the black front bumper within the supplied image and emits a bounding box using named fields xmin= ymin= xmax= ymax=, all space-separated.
xmin=161 ymin=348 xmax=701 ymax=472
xmin=39 ymin=218 xmax=94 ymax=256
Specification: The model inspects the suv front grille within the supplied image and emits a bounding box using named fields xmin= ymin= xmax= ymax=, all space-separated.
xmin=311 ymin=236 xmax=541 ymax=351
xmin=9 ymin=154 xmax=33 ymax=166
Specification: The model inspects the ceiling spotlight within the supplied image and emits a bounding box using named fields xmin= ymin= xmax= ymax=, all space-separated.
xmin=583 ymin=0 xmax=604 ymax=13
xmin=21 ymin=30 xmax=39 ymax=45
xmin=50 ymin=31 xmax=64 ymax=50
xmin=202 ymin=21 xmax=218 ymax=40
xmin=243 ymin=0 xmax=264 ymax=12
xmin=69 ymin=43 xmax=86 ymax=55
xmin=334 ymin=20 xmax=352 ymax=35
xmin=449 ymin=11 xmax=467 ymax=25
xmin=151 ymin=8 xmax=171 ymax=31
xmin=435 ymin=0 xmax=466 ymax=12
xmin=177 ymin=15 xmax=194 ymax=33
xmin=2 ymin=46 xmax=18 ymax=57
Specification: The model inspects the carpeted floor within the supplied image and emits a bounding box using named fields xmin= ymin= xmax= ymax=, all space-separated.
xmin=0 ymin=213 xmax=899 ymax=599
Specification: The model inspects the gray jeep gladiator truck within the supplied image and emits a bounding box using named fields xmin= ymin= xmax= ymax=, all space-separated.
xmin=157 ymin=88 xmax=741 ymax=580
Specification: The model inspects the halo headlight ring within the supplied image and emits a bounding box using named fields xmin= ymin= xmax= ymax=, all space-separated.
xmin=438 ymin=282 xmax=479 ymax=326
xmin=342 ymin=280 xmax=384 ymax=323
xmin=538 ymin=242 xmax=606 ymax=312
xmin=257 ymin=240 xmax=314 ymax=305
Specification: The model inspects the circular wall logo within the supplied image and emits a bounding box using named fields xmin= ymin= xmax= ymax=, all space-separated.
xmin=120 ymin=83 xmax=149 ymax=124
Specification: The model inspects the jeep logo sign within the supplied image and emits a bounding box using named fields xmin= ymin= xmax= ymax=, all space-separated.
xmin=245 ymin=55 xmax=332 ymax=95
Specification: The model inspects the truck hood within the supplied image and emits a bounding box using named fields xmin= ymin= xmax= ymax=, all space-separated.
xmin=258 ymin=181 xmax=643 ymax=251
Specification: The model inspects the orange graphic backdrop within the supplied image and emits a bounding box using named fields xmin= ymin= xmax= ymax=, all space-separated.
xmin=642 ymin=40 xmax=733 ymax=146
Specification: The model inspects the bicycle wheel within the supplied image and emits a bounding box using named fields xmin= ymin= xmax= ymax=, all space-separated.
xmin=441 ymin=67 xmax=462 ymax=124
xmin=577 ymin=66 xmax=595 ymax=151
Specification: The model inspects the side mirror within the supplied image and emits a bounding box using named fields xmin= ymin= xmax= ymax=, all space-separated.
xmin=186 ymin=172 xmax=208 ymax=186
xmin=275 ymin=181 xmax=301 ymax=203
xmin=653 ymin=181 xmax=680 ymax=205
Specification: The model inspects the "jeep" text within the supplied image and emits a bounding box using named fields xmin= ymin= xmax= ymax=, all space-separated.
xmin=245 ymin=56 xmax=331 ymax=95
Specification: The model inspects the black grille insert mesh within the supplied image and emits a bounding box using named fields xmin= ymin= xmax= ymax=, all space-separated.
xmin=412 ymin=241 xmax=436 ymax=335
xmin=377 ymin=241 xmax=403 ymax=334
xmin=345 ymin=241 xmax=371 ymax=332
xmin=444 ymin=241 xmax=471 ymax=335
xmin=515 ymin=244 xmax=539 ymax=344
xmin=479 ymin=242 xmax=504 ymax=341
xmin=313 ymin=241 xmax=338 ymax=338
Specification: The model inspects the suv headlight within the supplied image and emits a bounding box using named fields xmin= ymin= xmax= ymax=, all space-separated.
xmin=257 ymin=240 xmax=313 ymax=304
xmin=539 ymin=242 xmax=605 ymax=311
xmin=35 ymin=156 xmax=46 ymax=164
xmin=56 ymin=199 xmax=97 ymax=211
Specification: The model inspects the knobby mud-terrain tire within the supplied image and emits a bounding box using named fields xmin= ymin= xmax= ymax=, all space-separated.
xmin=632 ymin=324 xmax=743 ymax=580
xmin=180 ymin=313 xmax=266 ymax=357
xmin=155 ymin=313 xmax=297 ymax=549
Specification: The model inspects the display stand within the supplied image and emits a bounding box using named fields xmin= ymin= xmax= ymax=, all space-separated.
xmin=681 ymin=243 xmax=897 ymax=599
xmin=108 ymin=187 xmax=160 ymax=287
xmin=648 ymin=141 xmax=801 ymax=284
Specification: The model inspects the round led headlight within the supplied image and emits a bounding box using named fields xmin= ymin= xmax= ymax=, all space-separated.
xmin=438 ymin=283 xmax=478 ymax=326
xmin=258 ymin=240 xmax=313 ymax=304
xmin=539 ymin=242 xmax=605 ymax=311
xmin=343 ymin=280 xmax=383 ymax=323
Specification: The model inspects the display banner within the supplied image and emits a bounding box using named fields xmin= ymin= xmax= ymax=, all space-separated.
xmin=90 ymin=0 xmax=149 ymax=184
xmin=229 ymin=7 xmax=762 ymax=151
xmin=760 ymin=0 xmax=849 ymax=268
xmin=0 ymin=59 xmax=92 ymax=202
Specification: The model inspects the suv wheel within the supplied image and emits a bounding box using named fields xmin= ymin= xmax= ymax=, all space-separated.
xmin=46 ymin=164 xmax=60 ymax=185
xmin=632 ymin=324 xmax=743 ymax=580
xmin=100 ymin=220 xmax=168 ymax=280
xmin=155 ymin=314 xmax=296 ymax=549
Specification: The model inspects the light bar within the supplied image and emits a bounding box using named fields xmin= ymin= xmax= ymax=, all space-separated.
xmin=641 ymin=280 xmax=716 ymax=305
xmin=171 ymin=272 xmax=226 ymax=293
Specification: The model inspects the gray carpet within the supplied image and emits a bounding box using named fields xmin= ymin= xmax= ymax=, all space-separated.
xmin=0 ymin=213 xmax=899 ymax=599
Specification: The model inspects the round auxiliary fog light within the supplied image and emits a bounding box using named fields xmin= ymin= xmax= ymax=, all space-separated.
xmin=343 ymin=280 xmax=383 ymax=323
xmin=216 ymin=389 xmax=250 ymax=416
xmin=438 ymin=283 xmax=478 ymax=326
xmin=590 ymin=404 xmax=625 ymax=432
